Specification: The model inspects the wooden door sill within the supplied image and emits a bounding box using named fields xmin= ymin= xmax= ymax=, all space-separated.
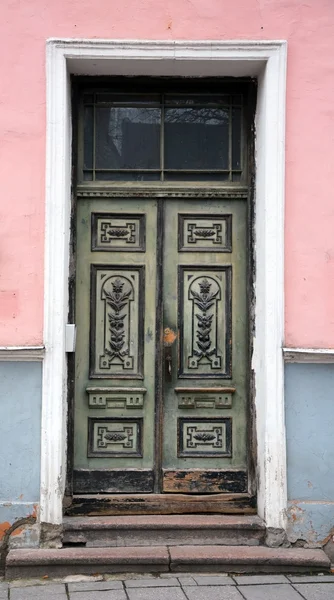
xmin=64 ymin=493 xmax=256 ymax=516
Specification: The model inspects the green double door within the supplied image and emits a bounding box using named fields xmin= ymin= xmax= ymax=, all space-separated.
xmin=73 ymin=196 xmax=248 ymax=500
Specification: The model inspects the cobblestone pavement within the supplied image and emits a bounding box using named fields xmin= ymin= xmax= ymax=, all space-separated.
xmin=1 ymin=573 xmax=334 ymax=600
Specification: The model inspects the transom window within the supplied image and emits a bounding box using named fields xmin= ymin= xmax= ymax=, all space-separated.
xmin=78 ymin=80 xmax=250 ymax=183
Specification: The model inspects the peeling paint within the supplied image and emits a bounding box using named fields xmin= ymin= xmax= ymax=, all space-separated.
xmin=0 ymin=515 xmax=37 ymax=573
xmin=163 ymin=327 xmax=177 ymax=346
xmin=0 ymin=522 xmax=23 ymax=541
xmin=30 ymin=504 xmax=38 ymax=519
xmin=287 ymin=501 xmax=334 ymax=547
xmin=0 ymin=523 xmax=11 ymax=541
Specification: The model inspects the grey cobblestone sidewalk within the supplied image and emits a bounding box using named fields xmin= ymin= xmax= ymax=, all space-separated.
xmin=1 ymin=573 xmax=334 ymax=600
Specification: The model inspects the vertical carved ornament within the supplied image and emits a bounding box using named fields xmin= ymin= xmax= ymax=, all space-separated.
xmin=188 ymin=277 xmax=221 ymax=370
xmin=90 ymin=266 xmax=145 ymax=378
xmin=178 ymin=266 xmax=232 ymax=378
xmin=103 ymin=277 xmax=134 ymax=370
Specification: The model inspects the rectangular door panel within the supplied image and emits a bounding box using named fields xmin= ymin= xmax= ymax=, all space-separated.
xmin=73 ymin=198 xmax=157 ymax=493
xmin=178 ymin=265 xmax=232 ymax=378
xmin=162 ymin=199 xmax=248 ymax=494
xmin=90 ymin=265 xmax=145 ymax=378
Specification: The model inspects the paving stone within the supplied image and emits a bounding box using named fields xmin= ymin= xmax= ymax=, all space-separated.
xmin=193 ymin=576 xmax=236 ymax=586
xmin=178 ymin=577 xmax=197 ymax=586
xmin=160 ymin=573 xmax=196 ymax=579
xmin=105 ymin=574 xmax=153 ymax=581
xmin=239 ymin=583 xmax=303 ymax=600
xmin=68 ymin=592 xmax=127 ymax=600
xmin=10 ymin=584 xmax=66 ymax=598
xmin=64 ymin=575 xmax=104 ymax=583
xmin=0 ymin=593 xmax=7 ymax=600
xmin=183 ymin=586 xmax=243 ymax=600
xmin=10 ymin=579 xmax=55 ymax=588
xmin=126 ymin=588 xmax=187 ymax=600
xmin=0 ymin=583 xmax=8 ymax=591
xmin=10 ymin=592 xmax=67 ymax=600
xmin=125 ymin=578 xmax=179 ymax=588
xmin=69 ymin=581 xmax=123 ymax=592
xmin=293 ymin=583 xmax=334 ymax=600
xmin=288 ymin=575 xmax=334 ymax=583
xmin=233 ymin=575 xmax=289 ymax=585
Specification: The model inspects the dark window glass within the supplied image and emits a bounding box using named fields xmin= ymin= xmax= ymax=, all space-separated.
xmin=95 ymin=171 xmax=160 ymax=181
xmin=83 ymin=106 xmax=93 ymax=169
xmin=83 ymin=170 xmax=93 ymax=181
xmin=232 ymin=107 xmax=242 ymax=170
xmin=164 ymin=172 xmax=230 ymax=182
xmin=165 ymin=95 xmax=230 ymax=105
xmin=164 ymin=107 xmax=229 ymax=170
xmin=95 ymin=107 xmax=161 ymax=170
xmin=95 ymin=93 xmax=160 ymax=105
xmin=81 ymin=88 xmax=245 ymax=182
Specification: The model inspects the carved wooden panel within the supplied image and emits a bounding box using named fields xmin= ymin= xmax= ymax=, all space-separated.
xmin=177 ymin=418 xmax=232 ymax=458
xmin=86 ymin=387 xmax=146 ymax=409
xmin=178 ymin=214 xmax=232 ymax=252
xmin=176 ymin=387 xmax=234 ymax=409
xmin=88 ymin=418 xmax=143 ymax=457
xmin=90 ymin=265 xmax=145 ymax=379
xmin=178 ymin=266 xmax=232 ymax=378
xmin=91 ymin=213 xmax=146 ymax=252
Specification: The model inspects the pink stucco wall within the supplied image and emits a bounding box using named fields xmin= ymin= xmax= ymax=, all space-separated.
xmin=1 ymin=0 xmax=334 ymax=347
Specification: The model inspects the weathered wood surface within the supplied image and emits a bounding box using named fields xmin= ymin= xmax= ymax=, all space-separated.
xmin=163 ymin=469 xmax=248 ymax=494
xmin=65 ymin=493 xmax=256 ymax=516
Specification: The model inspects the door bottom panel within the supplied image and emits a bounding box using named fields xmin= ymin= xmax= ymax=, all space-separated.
xmin=162 ymin=470 xmax=247 ymax=494
xmin=73 ymin=469 xmax=154 ymax=494
xmin=65 ymin=493 xmax=256 ymax=516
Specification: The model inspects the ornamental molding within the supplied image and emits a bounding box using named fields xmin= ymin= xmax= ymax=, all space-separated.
xmin=0 ymin=346 xmax=45 ymax=361
xmin=76 ymin=187 xmax=249 ymax=200
xmin=283 ymin=347 xmax=334 ymax=363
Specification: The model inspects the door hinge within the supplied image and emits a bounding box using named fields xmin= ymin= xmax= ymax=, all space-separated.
xmin=65 ymin=324 xmax=77 ymax=352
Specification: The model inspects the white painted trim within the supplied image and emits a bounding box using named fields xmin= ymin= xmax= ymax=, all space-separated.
xmin=252 ymin=45 xmax=287 ymax=529
xmin=0 ymin=346 xmax=45 ymax=361
xmin=284 ymin=347 xmax=334 ymax=363
xmin=42 ymin=41 xmax=71 ymax=525
xmin=43 ymin=38 xmax=287 ymax=530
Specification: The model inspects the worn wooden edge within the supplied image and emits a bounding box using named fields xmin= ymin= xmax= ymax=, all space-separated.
xmin=73 ymin=469 xmax=154 ymax=494
xmin=65 ymin=493 xmax=256 ymax=516
xmin=163 ymin=470 xmax=248 ymax=494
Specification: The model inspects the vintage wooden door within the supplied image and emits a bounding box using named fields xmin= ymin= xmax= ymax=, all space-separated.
xmin=71 ymin=81 xmax=253 ymax=511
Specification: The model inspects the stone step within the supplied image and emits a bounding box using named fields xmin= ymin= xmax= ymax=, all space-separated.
xmin=169 ymin=545 xmax=331 ymax=573
xmin=6 ymin=546 xmax=169 ymax=578
xmin=6 ymin=545 xmax=330 ymax=579
xmin=63 ymin=515 xmax=266 ymax=547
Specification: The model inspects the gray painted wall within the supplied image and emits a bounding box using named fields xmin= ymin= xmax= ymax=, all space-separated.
xmin=0 ymin=361 xmax=42 ymax=528
xmin=285 ymin=363 xmax=334 ymax=545
xmin=1 ymin=360 xmax=334 ymax=548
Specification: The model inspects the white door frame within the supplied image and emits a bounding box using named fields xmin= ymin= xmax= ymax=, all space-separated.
xmin=42 ymin=39 xmax=287 ymax=529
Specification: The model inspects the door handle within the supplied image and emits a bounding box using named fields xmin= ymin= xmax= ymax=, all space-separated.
xmin=163 ymin=327 xmax=177 ymax=381
xmin=165 ymin=346 xmax=173 ymax=381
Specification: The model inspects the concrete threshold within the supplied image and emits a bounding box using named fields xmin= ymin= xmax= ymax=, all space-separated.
xmin=63 ymin=514 xmax=266 ymax=547
xmin=6 ymin=545 xmax=330 ymax=579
